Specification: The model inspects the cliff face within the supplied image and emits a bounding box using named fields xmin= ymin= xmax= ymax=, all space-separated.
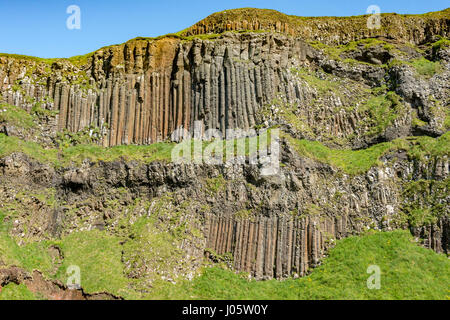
xmin=0 ymin=8 xmax=448 ymax=148
xmin=1 ymin=139 xmax=448 ymax=281
xmin=0 ymin=8 xmax=449 ymax=295
xmin=184 ymin=8 xmax=450 ymax=45
xmin=0 ymin=33 xmax=310 ymax=147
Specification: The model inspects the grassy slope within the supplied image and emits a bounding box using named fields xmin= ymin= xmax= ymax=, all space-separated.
xmin=54 ymin=230 xmax=137 ymax=298
xmin=286 ymin=131 xmax=450 ymax=175
xmin=0 ymin=228 xmax=137 ymax=299
xmin=1 ymin=227 xmax=448 ymax=300
xmin=0 ymin=133 xmax=174 ymax=166
xmin=150 ymin=230 xmax=449 ymax=300
xmin=1 ymin=131 xmax=449 ymax=174
xmin=0 ymin=284 xmax=37 ymax=300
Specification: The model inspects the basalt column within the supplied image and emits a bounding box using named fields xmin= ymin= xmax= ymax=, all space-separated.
xmin=205 ymin=213 xmax=353 ymax=280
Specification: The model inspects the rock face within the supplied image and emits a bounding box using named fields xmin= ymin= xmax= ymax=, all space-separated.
xmin=0 ymin=8 xmax=448 ymax=289
xmin=0 ymin=34 xmax=311 ymax=146
xmin=0 ymin=8 xmax=448 ymax=148
xmin=1 ymin=141 xmax=448 ymax=280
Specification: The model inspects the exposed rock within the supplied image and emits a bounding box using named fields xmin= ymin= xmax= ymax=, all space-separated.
xmin=1 ymin=139 xmax=447 ymax=279
xmin=0 ymin=9 xmax=448 ymax=149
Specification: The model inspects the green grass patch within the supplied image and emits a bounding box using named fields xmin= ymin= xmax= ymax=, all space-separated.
xmin=0 ymin=228 xmax=54 ymax=276
xmin=412 ymin=116 xmax=427 ymax=128
xmin=121 ymin=216 xmax=184 ymax=290
xmin=359 ymin=91 xmax=405 ymax=136
xmin=149 ymin=230 xmax=450 ymax=300
xmin=309 ymin=38 xmax=398 ymax=65
xmin=406 ymin=132 xmax=450 ymax=160
xmin=286 ymin=132 xmax=450 ymax=175
xmin=1 ymin=130 xmax=448 ymax=174
xmin=0 ymin=53 xmax=56 ymax=65
xmin=0 ymin=283 xmax=38 ymax=300
xmin=62 ymin=142 xmax=174 ymax=165
xmin=0 ymin=133 xmax=174 ymax=166
xmin=431 ymin=37 xmax=450 ymax=52
xmin=54 ymin=230 xmax=134 ymax=298
xmin=409 ymin=57 xmax=441 ymax=78
xmin=390 ymin=57 xmax=442 ymax=78
xmin=287 ymin=134 xmax=392 ymax=175
xmin=290 ymin=67 xmax=342 ymax=95
xmin=205 ymin=175 xmax=227 ymax=194
xmin=0 ymin=103 xmax=36 ymax=129
xmin=0 ymin=134 xmax=59 ymax=164
xmin=401 ymin=178 xmax=449 ymax=228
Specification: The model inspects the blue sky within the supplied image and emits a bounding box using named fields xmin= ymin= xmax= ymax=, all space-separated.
xmin=0 ymin=0 xmax=448 ymax=58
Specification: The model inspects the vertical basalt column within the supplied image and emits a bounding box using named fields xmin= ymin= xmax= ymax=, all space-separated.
xmin=205 ymin=214 xmax=213 ymax=250
xmin=216 ymin=216 xmax=225 ymax=255
xmin=157 ymin=73 xmax=163 ymax=141
xmin=109 ymin=82 xmax=119 ymax=147
xmin=241 ymin=219 xmax=250 ymax=271
xmin=127 ymin=78 xmax=137 ymax=144
xmin=255 ymin=218 xmax=265 ymax=279
xmin=203 ymin=211 xmax=355 ymax=279
xmin=151 ymin=73 xmax=157 ymax=142
xmin=143 ymin=73 xmax=151 ymax=145
xmin=247 ymin=220 xmax=256 ymax=274
xmin=117 ymin=82 xmax=127 ymax=145
xmin=275 ymin=217 xmax=283 ymax=279
xmin=219 ymin=68 xmax=226 ymax=133
xmin=164 ymin=72 xmax=170 ymax=138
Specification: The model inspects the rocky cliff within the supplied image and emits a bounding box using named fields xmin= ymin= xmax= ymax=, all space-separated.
xmin=1 ymin=8 xmax=449 ymax=148
xmin=0 ymin=8 xmax=449 ymax=298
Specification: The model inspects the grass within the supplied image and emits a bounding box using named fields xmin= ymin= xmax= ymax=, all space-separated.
xmin=286 ymin=131 xmax=450 ymax=175
xmin=121 ymin=216 xmax=185 ymax=291
xmin=0 ymin=103 xmax=36 ymax=129
xmin=290 ymin=67 xmax=342 ymax=95
xmin=61 ymin=142 xmax=175 ymax=165
xmin=1 ymin=129 xmax=449 ymax=174
xmin=0 ymin=53 xmax=56 ymax=65
xmin=205 ymin=175 xmax=227 ymax=194
xmin=390 ymin=57 xmax=442 ymax=78
xmin=0 ymin=51 xmax=94 ymax=67
xmin=2 ymin=208 xmax=449 ymax=300
xmin=147 ymin=230 xmax=450 ymax=300
xmin=431 ymin=37 xmax=450 ymax=52
xmin=359 ymin=91 xmax=405 ymax=136
xmin=409 ymin=57 xmax=442 ymax=78
xmin=401 ymin=178 xmax=449 ymax=228
xmin=0 ymin=283 xmax=38 ymax=300
xmin=0 ymin=134 xmax=59 ymax=164
xmin=0 ymin=133 xmax=174 ymax=166
xmin=309 ymin=38 xmax=397 ymax=63
xmin=287 ymin=135 xmax=392 ymax=175
xmin=0 ymin=125 xmax=274 ymax=167
xmin=0 ymin=213 xmax=54 ymax=275
xmin=0 ymin=213 xmax=136 ymax=298
xmin=54 ymin=230 xmax=135 ymax=298
xmin=0 ymin=199 xmax=194 ymax=300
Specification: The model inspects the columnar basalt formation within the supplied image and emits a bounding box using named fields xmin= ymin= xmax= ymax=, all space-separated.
xmin=205 ymin=214 xmax=350 ymax=279
xmin=0 ymin=8 xmax=449 ymax=292
xmin=1 ymin=9 xmax=449 ymax=147
xmin=0 ymin=34 xmax=310 ymax=146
